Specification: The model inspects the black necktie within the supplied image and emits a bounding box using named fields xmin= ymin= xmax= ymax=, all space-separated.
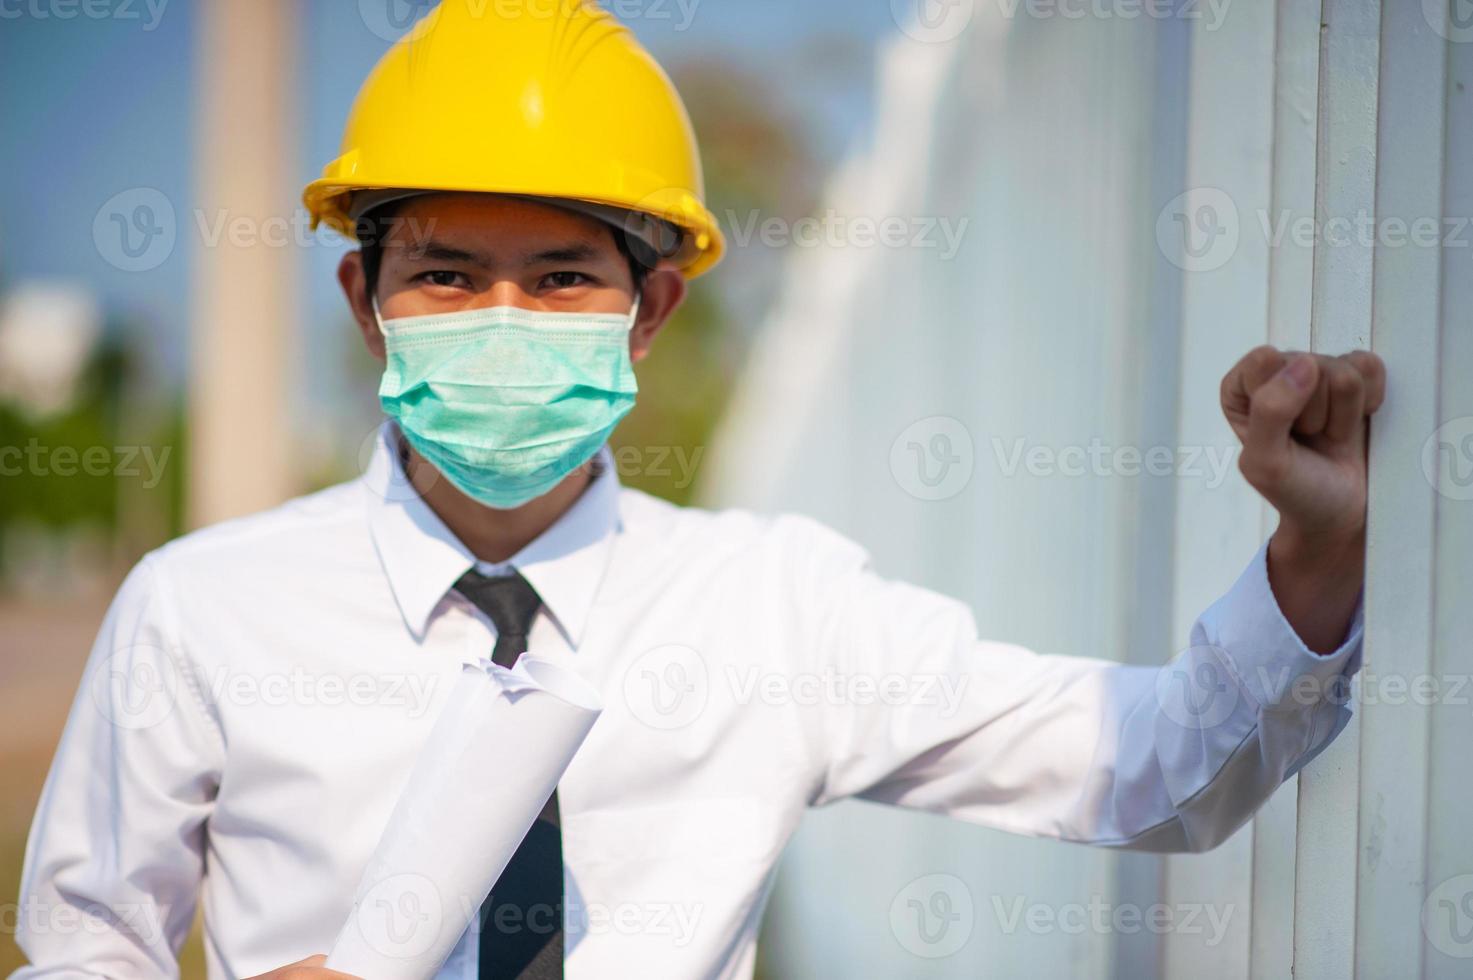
xmin=457 ymin=569 xmax=545 ymax=669
xmin=454 ymin=570 xmax=564 ymax=980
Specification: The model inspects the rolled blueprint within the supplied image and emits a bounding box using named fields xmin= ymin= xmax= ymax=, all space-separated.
xmin=325 ymin=655 xmax=603 ymax=979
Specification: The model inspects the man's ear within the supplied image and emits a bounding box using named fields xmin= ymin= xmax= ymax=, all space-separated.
xmin=629 ymin=268 xmax=686 ymax=364
xmin=338 ymin=251 xmax=386 ymax=362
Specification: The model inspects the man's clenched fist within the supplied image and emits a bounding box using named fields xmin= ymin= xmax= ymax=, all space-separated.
xmin=1222 ymin=345 xmax=1386 ymax=539
xmin=1220 ymin=345 xmax=1387 ymax=653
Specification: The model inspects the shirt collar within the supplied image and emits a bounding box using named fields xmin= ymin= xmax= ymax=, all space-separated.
xmin=362 ymin=422 xmax=621 ymax=645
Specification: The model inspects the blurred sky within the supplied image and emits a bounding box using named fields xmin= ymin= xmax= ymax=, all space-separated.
xmin=0 ymin=0 xmax=904 ymax=389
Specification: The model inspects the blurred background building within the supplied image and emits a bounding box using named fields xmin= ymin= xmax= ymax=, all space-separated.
xmin=2 ymin=1 xmax=1470 ymax=977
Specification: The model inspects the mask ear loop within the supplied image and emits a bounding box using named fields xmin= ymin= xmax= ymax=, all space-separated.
xmin=626 ymin=293 xmax=643 ymax=332
xmin=370 ymin=294 xmax=387 ymax=337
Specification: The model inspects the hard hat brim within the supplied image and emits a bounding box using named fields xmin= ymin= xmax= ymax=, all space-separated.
xmin=304 ymin=180 xmax=725 ymax=279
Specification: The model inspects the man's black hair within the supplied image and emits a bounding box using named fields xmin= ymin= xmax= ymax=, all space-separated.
xmin=355 ymin=200 xmax=655 ymax=304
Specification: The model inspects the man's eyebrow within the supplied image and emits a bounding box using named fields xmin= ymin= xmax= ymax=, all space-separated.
xmin=397 ymin=241 xmax=491 ymax=265
xmin=522 ymin=241 xmax=605 ymax=266
xmin=394 ymin=240 xmax=609 ymax=267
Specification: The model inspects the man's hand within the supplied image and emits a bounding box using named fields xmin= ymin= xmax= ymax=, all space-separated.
xmin=1221 ymin=346 xmax=1387 ymax=653
xmin=244 ymin=954 xmax=358 ymax=979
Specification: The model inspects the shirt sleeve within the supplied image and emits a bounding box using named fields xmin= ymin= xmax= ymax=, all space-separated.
xmin=14 ymin=555 xmax=224 ymax=977
xmin=809 ymin=537 xmax=1360 ymax=853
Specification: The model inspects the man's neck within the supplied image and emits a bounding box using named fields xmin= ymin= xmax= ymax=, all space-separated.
xmin=397 ymin=434 xmax=593 ymax=564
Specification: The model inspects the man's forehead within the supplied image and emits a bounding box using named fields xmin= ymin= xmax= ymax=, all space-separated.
xmin=381 ymin=194 xmax=621 ymax=261
xmin=391 ymin=193 xmax=614 ymax=238
xmin=356 ymin=189 xmax=683 ymax=268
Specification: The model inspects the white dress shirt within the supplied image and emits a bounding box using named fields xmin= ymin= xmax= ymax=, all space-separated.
xmin=14 ymin=422 xmax=1361 ymax=979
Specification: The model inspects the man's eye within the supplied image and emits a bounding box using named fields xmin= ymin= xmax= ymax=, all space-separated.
xmin=542 ymin=271 xmax=589 ymax=290
xmin=417 ymin=270 xmax=467 ymax=288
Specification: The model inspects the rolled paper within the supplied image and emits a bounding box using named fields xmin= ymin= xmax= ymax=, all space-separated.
xmin=325 ymin=655 xmax=603 ymax=979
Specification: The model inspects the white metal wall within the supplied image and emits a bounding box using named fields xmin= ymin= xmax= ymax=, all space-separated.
xmin=708 ymin=6 xmax=1183 ymax=976
xmin=705 ymin=1 xmax=1472 ymax=977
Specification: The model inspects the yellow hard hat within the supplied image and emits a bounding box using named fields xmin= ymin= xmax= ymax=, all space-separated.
xmin=303 ymin=0 xmax=724 ymax=278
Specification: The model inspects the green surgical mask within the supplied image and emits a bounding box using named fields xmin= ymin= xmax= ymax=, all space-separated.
xmin=374 ymin=298 xmax=640 ymax=509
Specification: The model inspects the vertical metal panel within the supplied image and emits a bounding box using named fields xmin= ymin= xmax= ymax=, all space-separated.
xmin=1111 ymin=14 xmax=1193 ymax=978
xmin=1246 ymin=787 xmax=1299 ymax=978
xmin=1291 ymin=1 xmax=1380 ymax=977
xmin=1161 ymin=2 xmax=1278 ymax=975
xmin=1310 ymin=0 xmax=1382 ymax=355
xmin=1265 ymin=0 xmax=1322 ymax=348
xmin=1250 ymin=4 xmax=1322 ymax=975
xmin=1424 ymin=17 xmax=1473 ymax=976
xmin=1354 ymin=1 xmax=1447 ymax=975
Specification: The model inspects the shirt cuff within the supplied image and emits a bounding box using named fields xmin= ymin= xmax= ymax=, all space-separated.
xmin=1195 ymin=542 xmax=1363 ymax=713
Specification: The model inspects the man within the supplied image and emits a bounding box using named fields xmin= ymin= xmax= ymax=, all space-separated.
xmin=15 ymin=3 xmax=1384 ymax=978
